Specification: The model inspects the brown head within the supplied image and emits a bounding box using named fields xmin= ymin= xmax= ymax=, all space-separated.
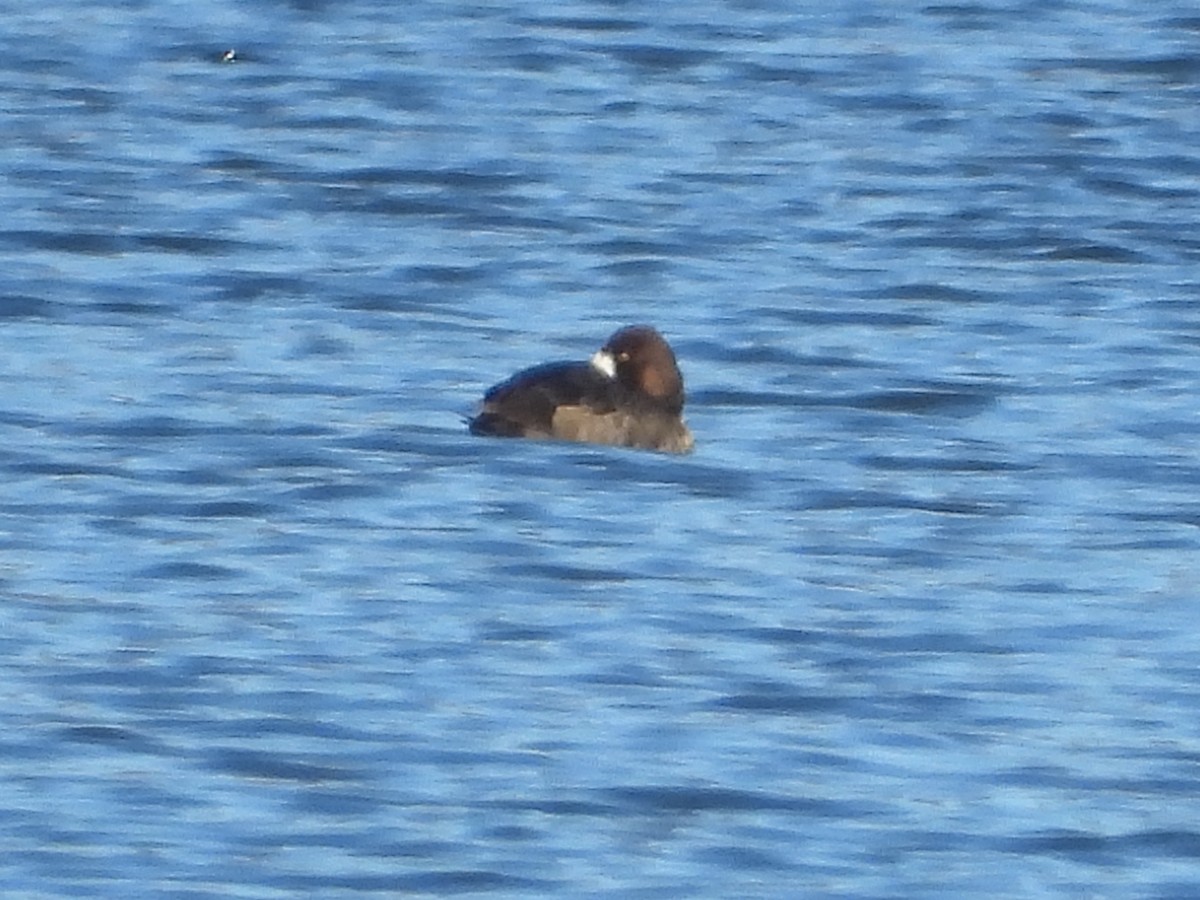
xmin=590 ymin=325 xmax=685 ymax=413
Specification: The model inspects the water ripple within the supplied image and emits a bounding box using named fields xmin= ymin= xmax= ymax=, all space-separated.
xmin=2 ymin=1 xmax=1197 ymax=897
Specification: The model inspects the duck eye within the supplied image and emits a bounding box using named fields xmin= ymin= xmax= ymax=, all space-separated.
xmin=618 ymin=352 xmax=630 ymax=362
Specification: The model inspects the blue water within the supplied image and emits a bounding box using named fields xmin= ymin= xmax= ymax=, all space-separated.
xmin=3 ymin=1 xmax=1200 ymax=896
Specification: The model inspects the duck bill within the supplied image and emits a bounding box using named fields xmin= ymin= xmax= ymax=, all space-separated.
xmin=589 ymin=349 xmax=616 ymax=379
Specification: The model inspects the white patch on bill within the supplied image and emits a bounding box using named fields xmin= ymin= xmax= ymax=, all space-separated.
xmin=590 ymin=349 xmax=616 ymax=379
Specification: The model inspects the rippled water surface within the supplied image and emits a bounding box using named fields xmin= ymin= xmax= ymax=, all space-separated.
xmin=3 ymin=1 xmax=1200 ymax=897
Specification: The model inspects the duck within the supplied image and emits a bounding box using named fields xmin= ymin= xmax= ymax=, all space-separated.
xmin=469 ymin=325 xmax=693 ymax=454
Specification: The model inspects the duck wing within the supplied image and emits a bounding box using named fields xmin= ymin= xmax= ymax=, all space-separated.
xmin=469 ymin=361 xmax=617 ymax=438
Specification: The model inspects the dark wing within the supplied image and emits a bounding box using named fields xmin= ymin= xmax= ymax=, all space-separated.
xmin=469 ymin=361 xmax=617 ymax=438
